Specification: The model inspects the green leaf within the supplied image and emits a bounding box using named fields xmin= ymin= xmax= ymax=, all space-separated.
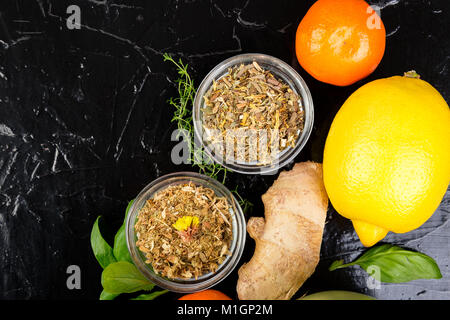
xmin=99 ymin=289 xmax=119 ymax=300
xmin=101 ymin=261 xmax=154 ymax=294
xmin=113 ymin=224 xmax=132 ymax=263
xmin=329 ymin=244 xmax=442 ymax=283
xmin=91 ymin=216 xmax=117 ymax=269
xmin=113 ymin=200 xmax=134 ymax=263
xmin=328 ymin=259 xmax=344 ymax=271
xmin=130 ymin=290 xmax=168 ymax=300
xmin=123 ymin=199 xmax=135 ymax=223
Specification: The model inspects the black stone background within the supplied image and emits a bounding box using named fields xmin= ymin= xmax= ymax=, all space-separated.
xmin=0 ymin=0 xmax=449 ymax=300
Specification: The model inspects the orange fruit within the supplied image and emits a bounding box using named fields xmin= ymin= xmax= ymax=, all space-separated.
xmin=178 ymin=289 xmax=232 ymax=300
xmin=295 ymin=0 xmax=386 ymax=86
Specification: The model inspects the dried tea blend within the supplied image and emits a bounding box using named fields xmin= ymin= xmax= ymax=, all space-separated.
xmin=135 ymin=183 xmax=233 ymax=280
xmin=202 ymin=61 xmax=305 ymax=164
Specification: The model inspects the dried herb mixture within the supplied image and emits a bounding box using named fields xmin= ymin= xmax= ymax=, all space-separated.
xmin=135 ymin=183 xmax=233 ymax=280
xmin=202 ymin=61 xmax=304 ymax=164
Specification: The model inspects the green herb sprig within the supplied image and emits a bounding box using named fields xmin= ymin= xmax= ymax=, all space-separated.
xmin=163 ymin=53 xmax=229 ymax=184
xmin=163 ymin=53 xmax=253 ymax=214
xmin=231 ymin=185 xmax=254 ymax=215
xmin=329 ymin=244 xmax=442 ymax=283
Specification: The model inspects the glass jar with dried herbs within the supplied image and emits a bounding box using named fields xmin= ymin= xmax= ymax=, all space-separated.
xmin=135 ymin=182 xmax=233 ymax=280
xmin=202 ymin=61 xmax=305 ymax=164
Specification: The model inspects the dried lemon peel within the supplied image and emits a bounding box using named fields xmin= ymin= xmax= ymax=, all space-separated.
xmin=172 ymin=216 xmax=199 ymax=231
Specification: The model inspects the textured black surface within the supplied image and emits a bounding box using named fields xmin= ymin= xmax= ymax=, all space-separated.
xmin=0 ymin=0 xmax=449 ymax=300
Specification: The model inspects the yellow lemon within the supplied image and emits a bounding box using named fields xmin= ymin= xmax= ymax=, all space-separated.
xmin=323 ymin=72 xmax=450 ymax=247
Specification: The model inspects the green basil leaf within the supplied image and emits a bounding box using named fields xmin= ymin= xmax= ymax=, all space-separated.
xmin=113 ymin=200 xmax=135 ymax=263
xmin=328 ymin=259 xmax=344 ymax=271
xmin=130 ymin=290 xmax=168 ymax=300
xmin=113 ymin=224 xmax=132 ymax=263
xmin=91 ymin=216 xmax=117 ymax=269
xmin=101 ymin=261 xmax=154 ymax=294
xmin=99 ymin=289 xmax=119 ymax=300
xmin=329 ymin=244 xmax=442 ymax=283
xmin=123 ymin=199 xmax=135 ymax=223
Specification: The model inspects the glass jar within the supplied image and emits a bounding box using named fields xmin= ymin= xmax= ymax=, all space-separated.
xmin=126 ymin=171 xmax=246 ymax=293
xmin=193 ymin=53 xmax=314 ymax=175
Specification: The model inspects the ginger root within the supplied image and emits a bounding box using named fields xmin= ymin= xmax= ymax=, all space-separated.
xmin=237 ymin=162 xmax=328 ymax=300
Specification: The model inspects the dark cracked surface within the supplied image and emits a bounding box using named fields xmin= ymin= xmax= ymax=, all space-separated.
xmin=0 ymin=0 xmax=449 ymax=300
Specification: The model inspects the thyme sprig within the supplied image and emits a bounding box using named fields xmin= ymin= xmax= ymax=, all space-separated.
xmin=231 ymin=186 xmax=254 ymax=215
xmin=163 ymin=53 xmax=252 ymax=214
xmin=163 ymin=53 xmax=228 ymax=183
xmin=163 ymin=54 xmax=194 ymax=134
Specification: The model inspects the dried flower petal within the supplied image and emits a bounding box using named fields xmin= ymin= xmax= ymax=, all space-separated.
xmin=172 ymin=216 xmax=199 ymax=231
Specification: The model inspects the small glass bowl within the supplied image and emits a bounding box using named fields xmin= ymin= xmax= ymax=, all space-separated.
xmin=193 ymin=53 xmax=314 ymax=175
xmin=126 ymin=172 xmax=246 ymax=293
